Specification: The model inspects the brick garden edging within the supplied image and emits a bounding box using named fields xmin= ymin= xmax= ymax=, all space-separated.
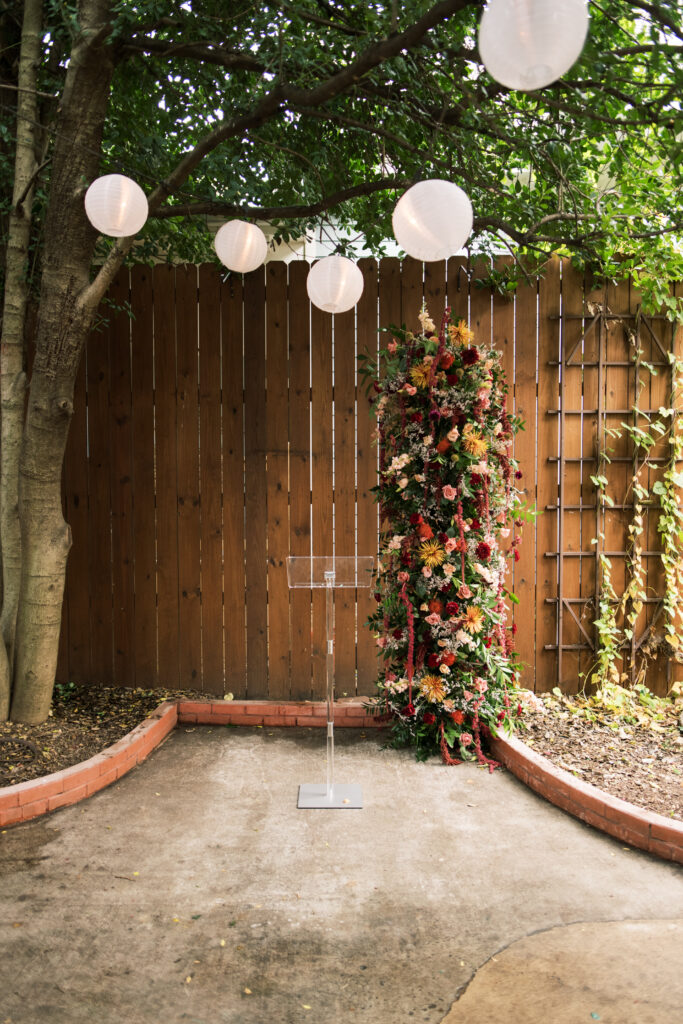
xmin=489 ymin=731 xmax=683 ymax=865
xmin=0 ymin=701 xmax=179 ymax=828
xmin=2 ymin=699 xmax=681 ymax=867
xmin=0 ymin=699 xmax=380 ymax=827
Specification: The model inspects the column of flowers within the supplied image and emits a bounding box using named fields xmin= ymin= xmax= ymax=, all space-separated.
xmin=360 ymin=306 xmax=524 ymax=765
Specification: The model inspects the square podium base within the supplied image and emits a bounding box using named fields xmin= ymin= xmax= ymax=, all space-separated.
xmin=297 ymin=783 xmax=363 ymax=809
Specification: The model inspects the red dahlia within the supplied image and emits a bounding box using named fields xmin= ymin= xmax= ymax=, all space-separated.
xmin=461 ymin=347 xmax=480 ymax=366
xmin=476 ymin=541 xmax=491 ymax=561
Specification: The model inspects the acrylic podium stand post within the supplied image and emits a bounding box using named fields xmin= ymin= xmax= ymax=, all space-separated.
xmin=286 ymin=555 xmax=374 ymax=809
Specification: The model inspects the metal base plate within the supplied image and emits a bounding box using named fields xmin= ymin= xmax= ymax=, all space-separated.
xmin=297 ymin=783 xmax=363 ymax=809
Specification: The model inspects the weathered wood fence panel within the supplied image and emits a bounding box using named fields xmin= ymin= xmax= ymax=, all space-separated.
xmin=57 ymin=259 xmax=680 ymax=698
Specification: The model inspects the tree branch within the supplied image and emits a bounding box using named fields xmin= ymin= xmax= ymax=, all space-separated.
xmin=151 ymin=178 xmax=407 ymax=221
xmin=119 ymin=36 xmax=266 ymax=72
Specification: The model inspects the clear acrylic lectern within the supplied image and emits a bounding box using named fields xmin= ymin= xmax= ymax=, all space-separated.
xmin=286 ymin=555 xmax=374 ymax=809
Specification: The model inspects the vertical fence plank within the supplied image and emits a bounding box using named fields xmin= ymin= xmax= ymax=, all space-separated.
xmin=491 ymin=258 xmax=516 ymax=646
xmin=535 ymin=259 xmax=561 ymax=690
xmin=198 ymin=264 xmax=224 ymax=694
xmin=560 ymin=264 xmax=587 ymax=692
xmin=356 ymin=259 xmax=379 ymax=695
xmin=423 ymin=261 xmax=447 ymax=324
xmin=469 ymin=260 xmax=492 ymax=348
xmin=400 ymin=257 xmax=422 ymax=330
xmin=311 ymin=302 xmax=333 ymax=698
xmin=176 ymin=266 xmax=202 ymax=688
xmin=288 ymin=262 xmax=312 ymax=699
xmin=512 ymin=274 xmax=538 ymax=688
xmin=265 ymin=263 xmax=290 ymax=699
xmin=63 ymin=344 xmax=90 ymax=684
xmin=87 ymin=283 xmax=116 ymax=686
xmin=154 ymin=264 xmax=180 ymax=688
xmin=109 ymin=270 xmax=135 ymax=688
xmin=244 ymin=269 xmax=268 ymax=698
xmin=603 ymin=279 xmax=631 ymax=686
xmin=673 ymin=281 xmax=683 ymax=688
xmin=222 ymin=274 xmax=247 ymax=699
xmin=582 ymin=276 xmax=603 ymax=688
xmin=447 ymin=257 xmax=469 ymax=321
xmin=130 ymin=265 xmax=158 ymax=687
xmin=334 ymin=303 xmax=357 ymax=696
xmin=639 ymin=280 xmax=670 ymax=694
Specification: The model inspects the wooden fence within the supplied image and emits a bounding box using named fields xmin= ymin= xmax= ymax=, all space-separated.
xmin=56 ymin=258 xmax=682 ymax=698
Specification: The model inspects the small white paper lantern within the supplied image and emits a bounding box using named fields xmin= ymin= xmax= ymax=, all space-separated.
xmin=392 ymin=180 xmax=473 ymax=262
xmin=84 ymin=174 xmax=148 ymax=237
xmin=214 ymin=220 xmax=267 ymax=273
xmin=479 ymin=0 xmax=589 ymax=91
xmin=306 ymin=255 xmax=364 ymax=314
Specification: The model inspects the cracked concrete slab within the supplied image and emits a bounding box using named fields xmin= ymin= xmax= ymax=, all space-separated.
xmin=0 ymin=726 xmax=681 ymax=1024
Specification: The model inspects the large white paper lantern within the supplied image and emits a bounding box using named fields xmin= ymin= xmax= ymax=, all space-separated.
xmin=84 ymin=174 xmax=148 ymax=237
xmin=392 ymin=180 xmax=473 ymax=262
xmin=214 ymin=220 xmax=267 ymax=273
xmin=306 ymin=255 xmax=364 ymax=313
xmin=479 ymin=0 xmax=589 ymax=91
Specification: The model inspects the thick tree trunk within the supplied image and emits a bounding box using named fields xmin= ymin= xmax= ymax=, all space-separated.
xmin=8 ymin=0 xmax=116 ymax=722
xmin=0 ymin=0 xmax=42 ymax=720
xmin=9 ymin=369 xmax=74 ymax=723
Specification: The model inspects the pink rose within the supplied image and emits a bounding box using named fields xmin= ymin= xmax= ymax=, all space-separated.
xmin=460 ymin=733 xmax=473 ymax=747
xmin=425 ymin=612 xmax=441 ymax=625
xmin=442 ymin=485 xmax=457 ymax=500
xmin=422 ymin=566 xmax=432 ymax=578
xmin=474 ymin=677 xmax=488 ymax=694
xmin=458 ymin=584 xmax=472 ymax=599
xmin=387 ymin=340 xmax=398 ymax=354
xmin=397 ymin=571 xmax=409 ymax=583
xmin=403 ymin=384 xmax=417 ymax=396
xmin=445 ymin=538 xmax=457 ymax=553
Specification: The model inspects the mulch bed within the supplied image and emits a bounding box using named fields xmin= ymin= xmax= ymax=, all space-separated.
xmin=0 ymin=683 xmax=206 ymax=788
xmin=519 ymin=690 xmax=683 ymax=822
xmin=1 ymin=684 xmax=682 ymax=823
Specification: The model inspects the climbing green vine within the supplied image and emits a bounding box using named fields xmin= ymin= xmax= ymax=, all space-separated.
xmin=588 ymin=339 xmax=683 ymax=695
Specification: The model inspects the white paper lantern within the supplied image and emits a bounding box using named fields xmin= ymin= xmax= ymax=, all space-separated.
xmin=479 ymin=0 xmax=589 ymax=91
xmin=84 ymin=174 xmax=148 ymax=237
xmin=306 ymin=255 xmax=364 ymax=314
xmin=214 ymin=220 xmax=267 ymax=273
xmin=392 ymin=180 xmax=473 ymax=262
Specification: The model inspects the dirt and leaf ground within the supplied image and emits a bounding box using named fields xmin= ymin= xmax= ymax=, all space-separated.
xmin=1 ymin=681 xmax=682 ymax=822
xmin=518 ymin=683 xmax=683 ymax=821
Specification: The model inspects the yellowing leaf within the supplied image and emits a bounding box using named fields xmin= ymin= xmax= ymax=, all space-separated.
xmin=244 ymin=988 xmax=252 ymax=995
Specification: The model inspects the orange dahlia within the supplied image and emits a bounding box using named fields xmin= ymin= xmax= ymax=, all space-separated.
xmin=449 ymin=321 xmax=474 ymax=346
xmin=419 ymin=675 xmax=446 ymax=703
xmin=463 ymin=606 xmax=485 ymax=634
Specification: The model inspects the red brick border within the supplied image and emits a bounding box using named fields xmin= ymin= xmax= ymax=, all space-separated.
xmin=0 ymin=701 xmax=178 ymax=827
xmin=489 ymin=731 xmax=683 ymax=865
xmin=2 ymin=699 xmax=681 ymax=866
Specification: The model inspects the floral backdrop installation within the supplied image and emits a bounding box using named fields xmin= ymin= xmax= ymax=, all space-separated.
xmin=359 ymin=305 xmax=525 ymax=768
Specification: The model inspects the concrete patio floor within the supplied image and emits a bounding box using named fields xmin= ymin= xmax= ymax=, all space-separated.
xmin=1 ymin=725 xmax=681 ymax=1024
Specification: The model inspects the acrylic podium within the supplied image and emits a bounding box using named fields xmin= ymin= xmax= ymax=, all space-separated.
xmin=286 ymin=555 xmax=374 ymax=809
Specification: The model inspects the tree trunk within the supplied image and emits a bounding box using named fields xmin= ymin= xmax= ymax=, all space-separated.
xmin=9 ymin=368 xmax=74 ymax=723
xmin=0 ymin=0 xmax=42 ymax=719
xmin=8 ymin=0 xmax=116 ymax=722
